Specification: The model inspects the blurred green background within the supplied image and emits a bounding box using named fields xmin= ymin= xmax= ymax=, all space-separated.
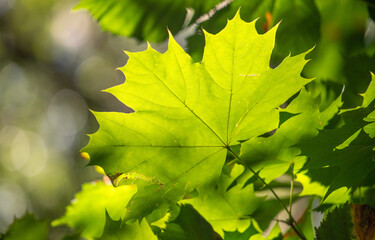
xmin=1 ymin=0 xmax=375 ymax=238
xmin=0 ymin=0 xmax=147 ymax=236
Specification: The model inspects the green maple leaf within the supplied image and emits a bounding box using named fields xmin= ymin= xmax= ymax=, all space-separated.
xmin=83 ymin=11 xmax=312 ymax=221
xmin=299 ymin=74 xmax=375 ymax=199
xmin=74 ymin=0 xmax=219 ymax=42
xmin=52 ymin=181 xmax=137 ymax=239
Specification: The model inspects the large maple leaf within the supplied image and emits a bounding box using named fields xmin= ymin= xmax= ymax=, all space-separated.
xmin=83 ymin=11 xmax=311 ymax=221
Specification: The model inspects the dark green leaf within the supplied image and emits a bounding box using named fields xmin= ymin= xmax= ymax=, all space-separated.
xmin=223 ymin=224 xmax=259 ymax=240
xmin=300 ymin=75 xmax=375 ymax=199
xmin=160 ymin=204 xmax=219 ymax=240
xmin=0 ymin=214 xmax=48 ymax=240
xmin=315 ymin=203 xmax=354 ymax=240
xmin=98 ymin=212 xmax=157 ymax=240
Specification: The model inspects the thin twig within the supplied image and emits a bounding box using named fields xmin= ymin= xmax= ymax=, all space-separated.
xmin=183 ymin=0 xmax=234 ymax=35
xmin=194 ymin=0 xmax=234 ymax=27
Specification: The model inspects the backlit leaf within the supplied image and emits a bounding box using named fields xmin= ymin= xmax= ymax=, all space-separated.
xmin=52 ymin=181 xmax=137 ymax=239
xmin=83 ymin=11 xmax=312 ymax=222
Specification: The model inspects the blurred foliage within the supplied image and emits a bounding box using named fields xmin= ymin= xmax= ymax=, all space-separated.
xmin=0 ymin=0 xmax=148 ymax=237
xmin=74 ymin=0 xmax=220 ymax=42
xmin=0 ymin=213 xmax=48 ymax=240
xmin=305 ymin=0 xmax=372 ymax=108
xmin=187 ymin=0 xmax=320 ymax=63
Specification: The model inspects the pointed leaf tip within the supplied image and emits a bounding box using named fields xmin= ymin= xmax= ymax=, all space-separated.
xmin=234 ymin=7 xmax=241 ymax=19
xmin=80 ymin=152 xmax=90 ymax=160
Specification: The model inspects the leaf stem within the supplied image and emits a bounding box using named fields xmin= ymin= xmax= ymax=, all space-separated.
xmin=289 ymin=163 xmax=294 ymax=215
xmin=227 ymin=147 xmax=306 ymax=240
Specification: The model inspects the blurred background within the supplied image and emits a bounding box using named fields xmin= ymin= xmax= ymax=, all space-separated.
xmin=1 ymin=0 xmax=375 ymax=238
xmin=0 ymin=0 xmax=156 ymax=234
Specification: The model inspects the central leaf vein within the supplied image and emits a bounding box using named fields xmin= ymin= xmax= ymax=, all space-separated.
xmin=132 ymin=55 xmax=226 ymax=146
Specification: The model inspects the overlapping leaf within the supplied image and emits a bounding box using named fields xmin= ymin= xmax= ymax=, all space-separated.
xmin=83 ymin=12 xmax=312 ymax=221
xmin=239 ymin=88 xmax=342 ymax=185
xmin=223 ymin=224 xmax=260 ymax=240
xmin=240 ymin=88 xmax=321 ymax=183
xmin=315 ymin=203 xmax=354 ymax=240
xmin=181 ymin=165 xmax=262 ymax=236
xmin=160 ymin=204 xmax=219 ymax=240
xmin=52 ymin=181 xmax=137 ymax=239
xmin=99 ymin=213 xmax=157 ymax=240
xmin=299 ymin=74 xmax=375 ymax=199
